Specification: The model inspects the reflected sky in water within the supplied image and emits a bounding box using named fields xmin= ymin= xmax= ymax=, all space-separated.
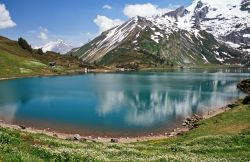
xmin=0 ymin=68 xmax=249 ymax=136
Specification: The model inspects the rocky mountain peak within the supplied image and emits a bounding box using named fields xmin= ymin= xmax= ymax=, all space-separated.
xmin=241 ymin=0 xmax=250 ymax=12
xmin=72 ymin=0 xmax=250 ymax=67
xmin=42 ymin=40 xmax=74 ymax=55
xmin=163 ymin=6 xmax=189 ymax=21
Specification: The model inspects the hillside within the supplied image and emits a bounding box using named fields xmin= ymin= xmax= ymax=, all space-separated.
xmin=73 ymin=0 xmax=250 ymax=68
xmin=0 ymin=36 xmax=82 ymax=78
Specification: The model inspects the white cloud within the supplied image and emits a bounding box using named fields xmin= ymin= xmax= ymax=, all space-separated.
xmin=103 ymin=4 xmax=112 ymax=10
xmin=37 ymin=27 xmax=48 ymax=40
xmin=38 ymin=32 xmax=48 ymax=40
xmin=28 ymin=26 xmax=86 ymax=48
xmin=123 ymin=3 xmax=175 ymax=18
xmin=39 ymin=26 xmax=48 ymax=32
xmin=0 ymin=3 xmax=16 ymax=30
xmin=94 ymin=15 xmax=124 ymax=32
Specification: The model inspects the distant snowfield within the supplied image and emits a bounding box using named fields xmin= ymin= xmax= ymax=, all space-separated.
xmin=178 ymin=0 xmax=250 ymax=38
xmin=42 ymin=40 xmax=74 ymax=54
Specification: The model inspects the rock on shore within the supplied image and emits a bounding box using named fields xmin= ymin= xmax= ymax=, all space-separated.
xmin=237 ymin=79 xmax=250 ymax=94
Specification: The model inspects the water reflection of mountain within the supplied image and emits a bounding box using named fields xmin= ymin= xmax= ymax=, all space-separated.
xmin=97 ymin=73 xmax=243 ymax=127
xmin=0 ymin=70 xmax=248 ymax=130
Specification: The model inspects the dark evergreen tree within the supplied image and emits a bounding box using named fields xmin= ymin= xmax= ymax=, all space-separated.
xmin=37 ymin=48 xmax=44 ymax=55
xmin=18 ymin=37 xmax=33 ymax=53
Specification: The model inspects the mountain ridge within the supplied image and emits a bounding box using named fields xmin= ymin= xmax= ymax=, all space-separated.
xmin=73 ymin=0 xmax=250 ymax=67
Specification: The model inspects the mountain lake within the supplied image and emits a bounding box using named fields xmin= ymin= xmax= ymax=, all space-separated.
xmin=0 ymin=68 xmax=249 ymax=137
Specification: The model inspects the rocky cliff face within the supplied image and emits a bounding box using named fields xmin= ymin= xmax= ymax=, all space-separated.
xmin=241 ymin=0 xmax=250 ymax=12
xmin=163 ymin=6 xmax=189 ymax=21
xmin=179 ymin=0 xmax=250 ymax=53
xmin=73 ymin=0 xmax=250 ymax=67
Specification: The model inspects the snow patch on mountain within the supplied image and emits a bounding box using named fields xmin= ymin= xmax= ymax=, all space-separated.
xmin=42 ymin=40 xmax=74 ymax=54
xmin=177 ymin=0 xmax=250 ymax=49
xmin=74 ymin=0 xmax=249 ymax=65
xmin=243 ymin=34 xmax=250 ymax=38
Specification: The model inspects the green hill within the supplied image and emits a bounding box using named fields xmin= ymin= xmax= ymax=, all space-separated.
xmin=0 ymin=36 xmax=82 ymax=78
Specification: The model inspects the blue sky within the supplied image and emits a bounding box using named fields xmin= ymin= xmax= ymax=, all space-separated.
xmin=0 ymin=0 xmax=191 ymax=47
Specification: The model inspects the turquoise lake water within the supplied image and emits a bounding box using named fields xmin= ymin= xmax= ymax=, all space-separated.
xmin=0 ymin=68 xmax=249 ymax=137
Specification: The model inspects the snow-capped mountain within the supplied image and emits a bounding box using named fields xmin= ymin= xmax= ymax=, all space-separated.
xmin=73 ymin=0 xmax=250 ymax=66
xmin=42 ymin=40 xmax=74 ymax=55
xmin=177 ymin=0 xmax=250 ymax=52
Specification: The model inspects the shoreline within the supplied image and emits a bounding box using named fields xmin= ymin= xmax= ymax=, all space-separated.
xmin=0 ymin=65 xmax=248 ymax=81
xmin=0 ymin=101 xmax=234 ymax=143
xmin=0 ymin=69 xmax=248 ymax=143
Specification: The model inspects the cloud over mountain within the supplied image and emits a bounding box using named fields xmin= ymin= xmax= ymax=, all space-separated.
xmin=123 ymin=3 xmax=173 ymax=18
xmin=94 ymin=15 xmax=124 ymax=32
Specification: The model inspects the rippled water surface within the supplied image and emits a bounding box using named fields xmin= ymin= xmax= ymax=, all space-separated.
xmin=0 ymin=68 xmax=249 ymax=136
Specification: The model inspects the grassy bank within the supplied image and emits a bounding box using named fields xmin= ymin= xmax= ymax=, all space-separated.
xmin=0 ymin=99 xmax=249 ymax=161
xmin=0 ymin=36 xmax=83 ymax=78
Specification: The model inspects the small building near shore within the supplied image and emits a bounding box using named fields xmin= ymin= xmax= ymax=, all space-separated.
xmin=49 ymin=61 xmax=56 ymax=67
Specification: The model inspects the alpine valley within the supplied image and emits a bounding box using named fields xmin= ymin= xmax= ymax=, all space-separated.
xmin=73 ymin=0 xmax=250 ymax=68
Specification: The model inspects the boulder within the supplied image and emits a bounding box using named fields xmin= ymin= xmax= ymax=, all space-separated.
xmin=73 ymin=134 xmax=81 ymax=140
xmin=194 ymin=114 xmax=202 ymax=120
xmin=237 ymin=79 xmax=250 ymax=94
xmin=177 ymin=131 xmax=184 ymax=136
xmin=164 ymin=132 xmax=170 ymax=136
xmin=242 ymin=95 xmax=250 ymax=105
xmin=19 ymin=125 xmax=26 ymax=129
xmin=169 ymin=132 xmax=177 ymax=137
xmin=110 ymin=138 xmax=119 ymax=143
xmin=66 ymin=134 xmax=81 ymax=141
xmin=227 ymin=104 xmax=236 ymax=108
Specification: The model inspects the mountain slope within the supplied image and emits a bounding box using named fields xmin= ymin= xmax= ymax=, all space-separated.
xmin=177 ymin=0 xmax=250 ymax=52
xmin=73 ymin=0 xmax=249 ymax=67
xmin=0 ymin=36 xmax=81 ymax=78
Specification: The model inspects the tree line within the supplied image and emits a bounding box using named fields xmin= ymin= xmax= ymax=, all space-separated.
xmin=18 ymin=37 xmax=43 ymax=55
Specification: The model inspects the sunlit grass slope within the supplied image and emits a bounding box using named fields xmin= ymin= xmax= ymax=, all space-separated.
xmin=0 ymin=36 xmax=81 ymax=78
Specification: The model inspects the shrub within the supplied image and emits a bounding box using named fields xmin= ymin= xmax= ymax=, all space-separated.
xmin=18 ymin=37 xmax=33 ymax=53
xmin=37 ymin=48 xmax=44 ymax=55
